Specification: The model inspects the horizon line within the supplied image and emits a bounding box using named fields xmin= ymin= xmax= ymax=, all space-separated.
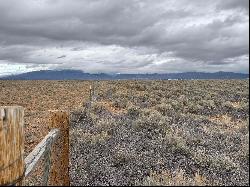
xmin=1 ymin=69 xmax=249 ymax=76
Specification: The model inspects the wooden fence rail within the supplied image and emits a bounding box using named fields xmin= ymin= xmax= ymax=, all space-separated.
xmin=0 ymin=106 xmax=69 ymax=186
xmin=24 ymin=129 xmax=60 ymax=178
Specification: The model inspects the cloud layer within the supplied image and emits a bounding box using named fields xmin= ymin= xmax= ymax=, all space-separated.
xmin=0 ymin=0 xmax=249 ymax=75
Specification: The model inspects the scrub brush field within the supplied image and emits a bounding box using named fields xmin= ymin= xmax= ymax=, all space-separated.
xmin=70 ymin=80 xmax=249 ymax=186
xmin=0 ymin=80 xmax=248 ymax=186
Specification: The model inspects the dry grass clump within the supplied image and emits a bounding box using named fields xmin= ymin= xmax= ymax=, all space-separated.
xmin=137 ymin=169 xmax=208 ymax=186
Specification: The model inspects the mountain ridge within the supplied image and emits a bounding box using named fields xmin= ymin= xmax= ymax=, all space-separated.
xmin=0 ymin=70 xmax=249 ymax=80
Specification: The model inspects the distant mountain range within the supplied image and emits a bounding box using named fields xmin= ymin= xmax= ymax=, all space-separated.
xmin=0 ymin=70 xmax=249 ymax=80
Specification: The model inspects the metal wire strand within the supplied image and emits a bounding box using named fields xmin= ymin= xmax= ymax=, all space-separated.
xmin=0 ymin=155 xmax=24 ymax=172
xmin=2 ymin=167 xmax=26 ymax=186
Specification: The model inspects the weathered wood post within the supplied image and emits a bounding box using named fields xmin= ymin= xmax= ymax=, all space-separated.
xmin=48 ymin=110 xmax=70 ymax=186
xmin=90 ymin=85 xmax=93 ymax=102
xmin=0 ymin=106 xmax=25 ymax=186
xmin=92 ymin=82 xmax=95 ymax=100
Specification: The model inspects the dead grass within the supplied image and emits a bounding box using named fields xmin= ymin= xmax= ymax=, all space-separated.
xmin=137 ymin=169 xmax=208 ymax=186
xmin=209 ymin=114 xmax=248 ymax=134
xmin=97 ymin=101 xmax=127 ymax=115
xmin=209 ymin=114 xmax=232 ymax=124
xmin=232 ymin=102 xmax=240 ymax=108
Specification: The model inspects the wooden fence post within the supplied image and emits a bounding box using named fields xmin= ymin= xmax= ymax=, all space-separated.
xmin=0 ymin=106 xmax=25 ymax=186
xmin=48 ymin=110 xmax=70 ymax=186
xmin=90 ymin=85 xmax=93 ymax=102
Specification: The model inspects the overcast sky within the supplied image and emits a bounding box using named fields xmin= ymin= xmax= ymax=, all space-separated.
xmin=0 ymin=0 xmax=249 ymax=76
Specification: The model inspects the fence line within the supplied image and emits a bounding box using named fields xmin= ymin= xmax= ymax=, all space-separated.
xmin=0 ymin=106 xmax=69 ymax=186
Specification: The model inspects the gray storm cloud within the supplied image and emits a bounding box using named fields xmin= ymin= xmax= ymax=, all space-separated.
xmin=0 ymin=0 xmax=249 ymax=75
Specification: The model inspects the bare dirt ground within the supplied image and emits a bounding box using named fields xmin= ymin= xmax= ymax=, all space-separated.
xmin=0 ymin=80 xmax=90 ymax=155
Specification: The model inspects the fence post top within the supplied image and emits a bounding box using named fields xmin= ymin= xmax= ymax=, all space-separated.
xmin=0 ymin=106 xmax=24 ymax=119
xmin=0 ymin=106 xmax=24 ymax=109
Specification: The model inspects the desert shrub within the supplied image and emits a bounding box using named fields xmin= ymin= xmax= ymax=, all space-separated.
xmin=166 ymin=99 xmax=184 ymax=111
xmin=112 ymin=99 xmax=127 ymax=109
xmin=152 ymin=85 xmax=162 ymax=90
xmin=79 ymin=131 xmax=111 ymax=145
xmin=164 ymin=130 xmax=191 ymax=156
xmin=148 ymin=97 xmax=159 ymax=107
xmin=136 ymin=169 xmax=208 ymax=186
xmin=133 ymin=110 xmax=166 ymax=132
xmin=112 ymin=148 xmax=135 ymax=168
xmin=187 ymin=103 xmax=203 ymax=114
xmin=222 ymin=101 xmax=234 ymax=110
xmin=178 ymin=95 xmax=188 ymax=105
xmin=155 ymin=103 xmax=174 ymax=115
xmin=92 ymin=102 xmax=107 ymax=114
xmin=140 ymin=109 xmax=162 ymax=121
xmin=127 ymin=106 xmax=141 ymax=118
xmin=238 ymin=133 xmax=249 ymax=166
xmin=192 ymin=149 xmax=239 ymax=179
xmin=134 ymin=94 xmax=150 ymax=108
xmin=104 ymin=88 xmax=115 ymax=100
xmin=95 ymin=117 xmax=118 ymax=132
xmin=199 ymin=99 xmax=216 ymax=110
xmin=134 ymin=83 xmax=147 ymax=91
xmin=240 ymin=102 xmax=249 ymax=112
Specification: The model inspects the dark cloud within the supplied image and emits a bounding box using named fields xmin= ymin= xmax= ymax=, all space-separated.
xmin=217 ymin=0 xmax=249 ymax=12
xmin=0 ymin=0 xmax=248 ymax=74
